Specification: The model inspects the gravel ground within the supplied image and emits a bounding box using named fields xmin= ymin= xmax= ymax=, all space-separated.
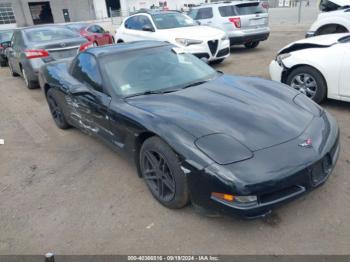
xmin=0 ymin=27 xmax=349 ymax=255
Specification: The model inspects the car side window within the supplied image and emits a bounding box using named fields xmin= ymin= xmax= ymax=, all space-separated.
xmin=196 ymin=7 xmax=213 ymax=19
xmin=71 ymin=53 xmax=103 ymax=93
xmin=138 ymin=15 xmax=154 ymax=30
xmin=125 ymin=16 xmax=140 ymax=30
xmin=94 ymin=25 xmax=105 ymax=33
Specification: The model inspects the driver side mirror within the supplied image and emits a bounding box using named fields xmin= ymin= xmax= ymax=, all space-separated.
xmin=142 ymin=25 xmax=155 ymax=32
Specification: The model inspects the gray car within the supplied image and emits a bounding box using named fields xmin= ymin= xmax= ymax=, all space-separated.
xmin=7 ymin=25 xmax=89 ymax=89
xmin=188 ymin=1 xmax=270 ymax=49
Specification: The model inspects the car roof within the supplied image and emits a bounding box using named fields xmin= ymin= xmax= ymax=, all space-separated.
xmin=132 ymin=9 xmax=181 ymax=15
xmin=19 ymin=24 xmax=67 ymax=31
xmin=192 ymin=0 xmax=260 ymax=8
xmin=86 ymin=41 xmax=171 ymax=57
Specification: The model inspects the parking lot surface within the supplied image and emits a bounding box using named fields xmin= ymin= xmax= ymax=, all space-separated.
xmin=0 ymin=27 xmax=349 ymax=255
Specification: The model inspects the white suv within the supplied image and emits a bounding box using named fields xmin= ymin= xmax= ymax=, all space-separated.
xmin=188 ymin=1 xmax=270 ymax=49
xmin=115 ymin=10 xmax=230 ymax=63
xmin=306 ymin=0 xmax=350 ymax=37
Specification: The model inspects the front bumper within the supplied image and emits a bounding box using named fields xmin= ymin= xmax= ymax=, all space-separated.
xmin=187 ymin=111 xmax=340 ymax=219
xmin=269 ymin=59 xmax=284 ymax=82
xmin=179 ymin=38 xmax=230 ymax=62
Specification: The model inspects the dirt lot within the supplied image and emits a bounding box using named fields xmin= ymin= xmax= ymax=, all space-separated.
xmin=0 ymin=27 xmax=349 ymax=255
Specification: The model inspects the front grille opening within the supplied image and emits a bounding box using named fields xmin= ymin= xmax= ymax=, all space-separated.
xmin=259 ymin=185 xmax=302 ymax=204
xmin=208 ymin=40 xmax=218 ymax=56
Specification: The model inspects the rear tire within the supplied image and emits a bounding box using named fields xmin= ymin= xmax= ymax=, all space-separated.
xmin=46 ymin=88 xmax=71 ymax=129
xmin=140 ymin=137 xmax=189 ymax=209
xmin=22 ymin=67 xmax=38 ymax=89
xmin=117 ymin=39 xmax=124 ymax=44
xmin=286 ymin=66 xmax=327 ymax=104
xmin=244 ymin=41 xmax=260 ymax=49
xmin=9 ymin=62 xmax=19 ymax=77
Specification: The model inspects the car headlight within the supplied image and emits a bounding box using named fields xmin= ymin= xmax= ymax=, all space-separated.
xmin=175 ymin=38 xmax=203 ymax=46
xmin=221 ymin=34 xmax=228 ymax=41
xmin=195 ymin=133 xmax=253 ymax=165
xmin=276 ymin=53 xmax=291 ymax=66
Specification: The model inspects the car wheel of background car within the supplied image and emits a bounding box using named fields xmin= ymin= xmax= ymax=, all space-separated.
xmin=93 ymin=41 xmax=98 ymax=47
xmin=46 ymin=88 xmax=71 ymax=129
xmin=244 ymin=41 xmax=260 ymax=49
xmin=9 ymin=62 xmax=19 ymax=77
xmin=21 ymin=68 xmax=37 ymax=89
xmin=117 ymin=39 xmax=124 ymax=44
xmin=140 ymin=136 xmax=189 ymax=209
xmin=0 ymin=60 xmax=7 ymax=67
xmin=316 ymin=24 xmax=348 ymax=36
xmin=286 ymin=66 xmax=327 ymax=103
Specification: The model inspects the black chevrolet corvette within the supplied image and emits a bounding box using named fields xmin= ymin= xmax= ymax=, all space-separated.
xmin=39 ymin=41 xmax=340 ymax=218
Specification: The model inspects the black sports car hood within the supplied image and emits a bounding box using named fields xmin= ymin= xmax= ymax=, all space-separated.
xmin=127 ymin=75 xmax=314 ymax=151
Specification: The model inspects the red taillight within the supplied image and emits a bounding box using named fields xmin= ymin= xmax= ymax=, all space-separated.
xmin=229 ymin=17 xmax=241 ymax=28
xmin=24 ymin=49 xmax=49 ymax=59
xmin=79 ymin=42 xmax=94 ymax=52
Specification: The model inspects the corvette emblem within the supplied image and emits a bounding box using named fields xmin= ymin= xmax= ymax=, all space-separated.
xmin=299 ymin=138 xmax=313 ymax=148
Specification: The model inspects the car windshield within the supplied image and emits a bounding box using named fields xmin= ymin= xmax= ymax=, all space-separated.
xmin=66 ymin=23 xmax=89 ymax=32
xmin=0 ymin=30 xmax=13 ymax=42
xmin=25 ymin=27 xmax=79 ymax=42
xmin=152 ymin=12 xmax=197 ymax=29
xmin=219 ymin=3 xmax=266 ymax=16
xmin=102 ymin=47 xmax=218 ymax=97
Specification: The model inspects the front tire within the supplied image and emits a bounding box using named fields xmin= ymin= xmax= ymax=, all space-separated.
xmin=286 ymin=66 xmax=327 ymax=103
xmin=244 ymin=41 xmax=259 ymax=49
xmin=140 ymin=137 xmax=189 ymax=209
xmin=46 ymin=88 xmax=71 ymax=129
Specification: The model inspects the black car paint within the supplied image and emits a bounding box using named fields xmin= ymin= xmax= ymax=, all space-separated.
xmin=39 ymin=42 xmax=340 ymax=218
xmin=7 ymin=25 xmax=87 ymax=85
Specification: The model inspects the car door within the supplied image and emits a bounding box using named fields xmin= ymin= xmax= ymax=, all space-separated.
xmin=191 ymin=7 xmax=214 ymax=26
xmin=339 ymin=43 xmax=350 ymax=98
xmin=88 ymin=25 xmax=108 ymax=46
xmin=123 ymin=15 xmax=156 ymax=41
xmin=7 ymin=31 xmax=23 ymax=74
xmin=69 ymin=52 xmax=113 ymax=141
xmin=94 ymin=25 xmax=110 ymax=45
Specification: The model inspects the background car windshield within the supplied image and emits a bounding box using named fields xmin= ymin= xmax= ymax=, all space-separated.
xmin=0 ymin=31 xmax=13 ymax=42
xmin=66 ymin=23 xmax=89 ymax=32
xmin=152 ymin=13 xmax=197 ymax=29
xmin=25 ymin=27 xmax=79 ymax=42
xmin=102 ymin=47 xmax=217 ymax=97
xmin=219 ymin=3 xmax=266 ymax=16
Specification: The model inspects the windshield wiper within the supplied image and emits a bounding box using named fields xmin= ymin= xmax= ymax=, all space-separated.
xmin=181 ymin=80 xmax=209 ymax=90
xmin=124 ymin=89 xmax=175 ymax=99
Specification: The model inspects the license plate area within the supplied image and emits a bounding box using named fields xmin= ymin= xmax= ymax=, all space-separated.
xmin=49 ymin=48 xmax=78 ymax=60
xmin=249 ymin=18 xmax=266 ymax=26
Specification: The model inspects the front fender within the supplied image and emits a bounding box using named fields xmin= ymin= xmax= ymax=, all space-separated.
xmin=309 ymin=15 xmax=350 ymax=32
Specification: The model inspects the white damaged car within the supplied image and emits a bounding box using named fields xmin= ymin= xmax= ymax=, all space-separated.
xmin=269 ymin=33 xmax=350 ymax=103
xmin=115 ymin=10 xmax=230 ymax=63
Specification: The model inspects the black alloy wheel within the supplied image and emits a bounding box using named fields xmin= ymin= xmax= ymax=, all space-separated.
xmin=46 ymin=89 xmax=70 ymax=129
xmin=140 ymin=137 xmax=189 ymax=209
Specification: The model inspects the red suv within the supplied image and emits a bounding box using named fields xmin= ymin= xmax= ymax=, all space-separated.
xmin=65 ymin=23 xmax=114 ymax=46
